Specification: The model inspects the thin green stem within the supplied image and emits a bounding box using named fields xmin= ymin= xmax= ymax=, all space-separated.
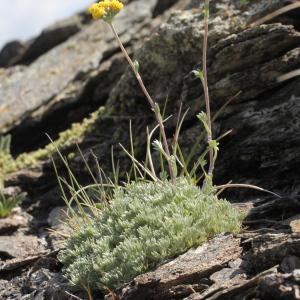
xmin=202 ymin=0 xmax=214 ymax=184
xmin=108 ymin=22 xmax=175 ymax=183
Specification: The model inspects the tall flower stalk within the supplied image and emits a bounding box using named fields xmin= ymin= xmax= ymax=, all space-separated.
xmin=193 ymin=0 xmax=216 ymax=187
xmin=202 ymin=0 xmax=214 ymax=180
xmin=88 ymin=0 xmax=175 ymax=183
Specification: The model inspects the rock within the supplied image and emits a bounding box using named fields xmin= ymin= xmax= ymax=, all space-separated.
xmin=0 ymin=235 xmax=44 ymax=259
xmin=47 ymin=207 xmax=70 ymax=250
xmin=0 ymin=41 xmax=27 ymax=68
xmin=244 ymin=196 xmax=300 ymax=231
xmin=6 ymin=169 xmax=45 ymax=190
xmin=290 ymin=219 xmax=300 ymax=234
xmin=0 ymin=250 xmax=58 ymax=273
xmin=186 ymin=266 xmax=278 ymax=300
xmin=209 ymin=267 xmax=245 ymax=284
xmin=0 ymin=252 xmax=77 ymax=300
xmin=0 ymin=208 xmax=30 ymax=234
xmin=280 ymin=256 xmax=300 ymax=273
xmin=24 ymin=270 xmax=74 ymax=300
xmin=152 ymin=0 xmax=179 ymax=18
xmin=251 ymin=233 xmax=300 ymax=273
xmin=47 ymin=207 xmax=67 ymax=229
xmin=178 ymin=21 xmax=300 ymax=193
xmin=106 ymin=235 xmax=242 ymax=300
xmin=0 ymin=278 xmax=22 ymax=300
xmin=182 ymin=256 xmax=248 ymax=300
xmin=2 ymin=186 xmax=22 ymax=197
xmin=14 ymin=14 xmax=89 ymax=66
xmin=0 ymin=0 xmax=160 ymax=146
xmin=0 ymin=12 xmax=92 ymax=68
xmin=258 ymin=270 xmax=300 ymax=300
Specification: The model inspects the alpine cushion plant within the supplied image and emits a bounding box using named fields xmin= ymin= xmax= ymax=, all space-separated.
xmin=59 ymin=178 xmax=243 ymax=291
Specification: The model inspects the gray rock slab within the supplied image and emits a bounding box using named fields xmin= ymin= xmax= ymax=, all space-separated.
xmin=107 ymin=235 xmax=242 ymax=300
xmin=0 ymin=0 xmax=158 ymax=134
xmin=0 ymin=235 xmax=44 ymax=258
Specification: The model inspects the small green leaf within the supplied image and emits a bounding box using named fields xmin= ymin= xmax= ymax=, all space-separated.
xmin=0 ymin=135 xmax=11 ymax=154
xmin=154 ymin=103 xmax=161 ymax=115
xmin=192 ymin=69 xmax=204 ymax=81
xmin=152 ymin=139 xmax=164 ymax=153
xmin=203 ymin=3 xmax=210 ymax=19
xmin=197 ymin=112 xmax=210 ymax=135
xmin=169 ymin=155 xmax=177 ymax=178
xmin=209 ymin=140 xmax=219 ymax=152
xmin=133 ymin=60 xmax=140 ymax=74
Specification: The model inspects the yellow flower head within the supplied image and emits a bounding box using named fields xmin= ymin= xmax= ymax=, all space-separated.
xmin=108 ymin=0 xmax=124 ymax=11
xmin=88 ymin=0 xmax=124 ymax=22
xmin=88 ymin=3 xmax=105 ymax=20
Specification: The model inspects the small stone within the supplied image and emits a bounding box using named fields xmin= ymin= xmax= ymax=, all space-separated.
xmin=290 ymin=220 xmax=300 ymax=233
xmin=0 ymin=210 xmax=29 ymax=234
xmin=0 ymin=235 xmax=44 ymax=259
xmin=47 ymin=207 xmax=71 ymax=250
xmin=47 ymin=207 xmax=67 ymax=229
xmin=210 ymin=267 xmax=245 ymax=283
xmin=228 ymin=258 xmax=243 ymax=269
xmin=280 ymin=256 xmax=300 ymax=273
xmin=293 ymin=269 xmax=300 ymax=281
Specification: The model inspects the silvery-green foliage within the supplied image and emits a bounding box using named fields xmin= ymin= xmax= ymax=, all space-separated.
xmin=59 ymin=178 xmax=243 ymax=290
